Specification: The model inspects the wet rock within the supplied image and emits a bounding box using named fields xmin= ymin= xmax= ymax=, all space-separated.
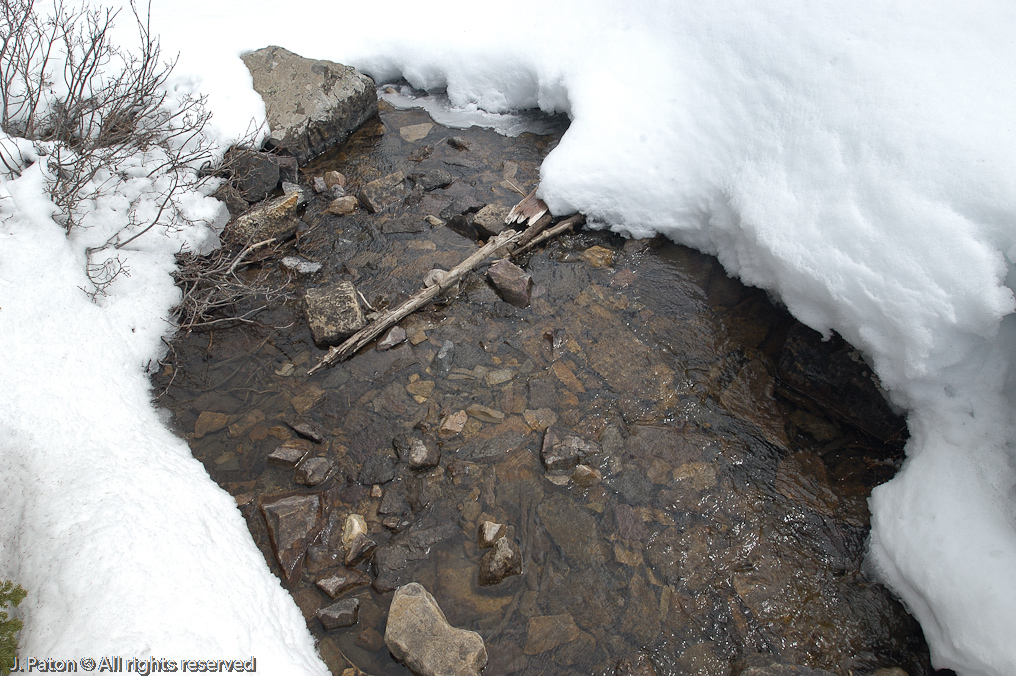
xmin=537 ymin=494 xmax=607 ymax=567
xmin=359 ymin=171 xmax=408 ymax=213
xmin=342 ymin=514 xmax=368 ymax=548
xmin=377 ymin=326 xmax=406 ymax=351
xmin=615 ymin=653 xmax=659 ymax=676
xmin=473 ymin=204 xmax=511 ymax=238
xmin=229 ymin=408 xmax=265 ymax=438
xmin=345 ymin=532 xmax=377 ymax=566
xmin=447 ymin=136 xmax=471 ymax=151
xmin=356 ymin=627 xmax=386 ymax=652
xmin=408 ymin=438 xmax=441 ymax=470
xmin=303 ymin=281 xmax=366 ymax=346
xmin=241 ymin=46 xmax=377 ymax=164
xmin=194 ymin=411 xmax=229 ymax=439
xmin=408 ymin=144 xmax=433 ymax=162
xmin=581 ymin=245 xmax=616 ymax=268
xmin=227 ymin=190 xmax=299 ymax=244
xmin=295 ymin=456 xmax=334 ymax=486
xmin=524 ymin=614 xmax=581 ymax=655
xmin=487 ymin=259 xmax=533 ymax=308
xmin=400 ymin=123 xmax=433 ymax=142
xmin=523 ymin=408 xmax=558 ymax=431
xmin=444 ymin=214 xmax=476 ymax=240
xmin=411 ymin=169 xmax=453 ymax=191
xmin=211 ymin=182 xmax=249 ymax=217
xmin=540 ymin=427 xmax=597 ymax=471
xmin=614 ymin=503 xmax=649 ymax=541
xmin=440 ymin=195 xmax=485 ymax=221
xmin=268 ymin=439 xmax=313 ymax=467
xmin=277 ymin=156 xmax=298 ymax=184
xmin=325 ymin=196 xmax=359 ymax=215
xmin=674 ymin=642 xmax=729 ymax=676
xmin=478 ymin=535 xmax=522 ymax=586
xmin=465 ymin=404 xmax=505 ymax=423
xmin=439 ymin=410 xmax=468 ymax=438
xmin=358 ymin=448 xmax=398 ymax=485
xmin=572 ymin=464 xmax=603 ymax=487
xmin=379 ymin=484 xmax=411 ymax=516
xmin=432 ymin=340 xmax=455 ymax=375
xmin=261 ymin=494 xmax=322 ymax=580
xmin=478 ymin=520 xmax=507 ymax=548
xmin=286 ymin=419 xmax=325 ymax=443
xmin=316 ymin=569 xmax=370 ymax=598
xmin=324 ymin=171 xmax=346 ymax=189
xmin=385 ymin=583 xmax=487 ymax=676
xmin=372 ymin=521 xmax=459 ymax=592
xmin=317 ymin=597 xmax=360 ymax=630
xmin=280 ymin=256 xmax=321 ymax=275
xmin=222 ymin=147 xmax=281 ymax=202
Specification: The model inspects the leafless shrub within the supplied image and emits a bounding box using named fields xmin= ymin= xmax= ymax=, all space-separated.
xmin=0 ymin=0 xmax=216 ymax=295
xmin=171 ymin=236 xmax=293 ymax=334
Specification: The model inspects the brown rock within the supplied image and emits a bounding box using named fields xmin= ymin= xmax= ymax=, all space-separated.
xmin=261 ymin=494 xmax=322 ymax=580
xmin=487 ymin=259 xmax=533 ymax=308
xmin=385 ymin=583 xmax=487 ymax=676
xmin=359 ymin=171 xmax=408 ymax=213
xmin=268 ymin=438 xmax=313 ymax=467
xmin=317 ymin=597 xmax=360 ymax=630
xmin=524 ymin=614 xmax=580 ymax=654
xmin=194 ymin=411 xmax=229 ymax=439
xmin=303 ymin=282 xmax=366 ymax=346
xmin=325 ymin=196 xmax=359 ymax=216
xmin=226 ymin=192 xmax=299 ymax=242
xmin=478 ymin=536 xmax=522 ymax=586
xmin=316 ymin=569 xmax=370 ymax=598
xmin=295 ymin=456 xmax=335 ymax=486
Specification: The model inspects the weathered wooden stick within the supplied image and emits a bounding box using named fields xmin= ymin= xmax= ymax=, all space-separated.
xmin=307 ymin=228 xmax=524 ymax=374
xmin=511 ymin=214 xmax=585 ymax=258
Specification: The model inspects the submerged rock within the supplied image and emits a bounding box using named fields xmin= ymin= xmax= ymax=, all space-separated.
xmin=294 ymin=456 xmax=334 ymax=486
xmin=385 ymin=583 xmax=487 ymax=676
xmin=359 ymin=171 xmax=409 ymax=213
xmin=261 ymin=494 xmax=322 ymax=580
xmin=316 ymin=569 xmax=370 ymax=599
xmin=478 ymin=534 xmax=522 ymax=586
xmin=241 ymin=46 xmax=377 ymax=163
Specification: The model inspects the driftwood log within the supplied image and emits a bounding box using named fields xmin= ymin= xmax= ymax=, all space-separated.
xmin=307 ymin=228 xmax=525 ymax=374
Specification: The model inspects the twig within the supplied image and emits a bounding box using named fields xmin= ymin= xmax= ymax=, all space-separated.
xmin=228 ymin=238 xmax=277 ymax=276
xmin=308 ymin=229 xmax=524 ymax=374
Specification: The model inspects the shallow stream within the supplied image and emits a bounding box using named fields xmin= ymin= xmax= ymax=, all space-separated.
xmin=153 ymin=100 xmax=932 ymax=676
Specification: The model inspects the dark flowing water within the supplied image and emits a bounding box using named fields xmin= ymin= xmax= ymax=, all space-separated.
xmin=152 ymin=100 xmax=930 ymax=676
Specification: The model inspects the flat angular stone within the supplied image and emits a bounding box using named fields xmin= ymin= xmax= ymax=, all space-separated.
xmin=223 ymin=148 xmax=281 ymax=202
xmin=411 ymin=169 xmax=453 ymax=191
xmin=286 ymin=419 xmax=326 ymax=443
xmin=466 ymin=404 xmax=505 ymax=424
xmin=303 ymin=282 xmax=366 ymax=346
xmin=439 ymin=410 xmax=468 ymax=438
xmin=280 ymin=256 xmax=320 ymax=275
xmin=572 ymin=464 xmax=603 ymax=487
xmin=377 ymin=326 xmax=406 ymax=351
xmin=268 ymin=438 xmax=313 ymax=467
xmin=318 ymin=597 xmax=360 ymax=630
xmin=385 ymin=583 xmax=487 ymax=676
xmin=316 ymin=569 xmax=370 ymax=598
xmin=194 ymin=411 xmax=229 ymax=439
xmin=261 ymin=494 xmax=322 ymax=580
xmin=358 ymin=449 xmax=398 ymax=485
xmin=342 ymin=514 xmax=368 ymax=548
xmin=524 ymin=614 xmax=581 ymax=655
xmin=580 ymin=245 xmax=616 ymax=268
xmin=241 ymin=46 xmax=377 ymax=164
xmin=295 ymin=456 xmax=335 ymax=486
xmin=473 ymin=204 xmax=510 ymax=238
xmin=478 ymin=521 xmax=507 ymax=548
xmin=227 ymin=192 xmax=299 ymax=242
xmin=400 ymin=123 xmax=433 ymax=142
xmin=324 ymin=170 xmax=346 ymax=189
xmin=359 ymin=171 xmax=408 ymax=213
xmin=487 ymin=259 xmax=533 ymax=308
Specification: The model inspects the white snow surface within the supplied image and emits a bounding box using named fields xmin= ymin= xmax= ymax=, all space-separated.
xmin=3 ymin=0 xmax=1016 ymax=674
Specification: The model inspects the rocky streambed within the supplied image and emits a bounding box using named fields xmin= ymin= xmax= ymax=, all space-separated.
xmin=154 ymin=72 xmax=935 ymax=675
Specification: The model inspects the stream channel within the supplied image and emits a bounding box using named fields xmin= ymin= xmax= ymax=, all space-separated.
xmin=153 ymin=96 xmax=936 ymax=676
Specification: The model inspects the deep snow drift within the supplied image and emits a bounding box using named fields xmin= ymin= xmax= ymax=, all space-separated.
xmin=2 ymin=0 xmax=1015 ymax=674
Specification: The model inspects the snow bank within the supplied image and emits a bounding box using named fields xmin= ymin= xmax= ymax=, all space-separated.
xmin=0 ymin=143 xmax=328 ymax=670
xmin=4 ymin=0 xmax=1016 ymax=673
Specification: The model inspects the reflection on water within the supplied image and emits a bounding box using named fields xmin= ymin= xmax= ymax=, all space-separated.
xmin=153 ymin=101 xmax=929 ymax=676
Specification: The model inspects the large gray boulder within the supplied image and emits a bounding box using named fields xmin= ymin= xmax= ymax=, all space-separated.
xmin=385 ymin=583 xmax=487 ymax=676
xmin=241 ymin=46 xmax=378 ymax=164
